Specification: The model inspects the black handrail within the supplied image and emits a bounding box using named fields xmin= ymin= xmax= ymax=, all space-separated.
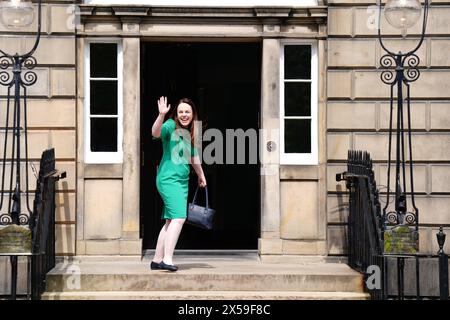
xmin=0 ymin=148 xmax=65 ymax=300
xmin=29 ymin=148 xmax=66 ymax=300
xmin=337 ymin=150 xmax=385 ymax=299
xmin=338 ymin=150 xmax=449 ymax=300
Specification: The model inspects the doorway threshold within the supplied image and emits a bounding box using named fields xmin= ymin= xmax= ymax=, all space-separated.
xmin=143 ymin=249 xmax=260 ymax=261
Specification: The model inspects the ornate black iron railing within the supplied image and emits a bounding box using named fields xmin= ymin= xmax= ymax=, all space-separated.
xmin=30 ymin=148 xmax=65 ymax=300
xmin=337 ymin=150 xmax=385 ymax=299
xmin=0 ymin=149 xmax=65 ymax=300
xmin=337 ymin=150 xmax=449 ymax=300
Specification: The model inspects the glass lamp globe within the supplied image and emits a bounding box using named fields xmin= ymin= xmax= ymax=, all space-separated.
xmin=384 ymin=0 xmax=422 ymax=37
xmin=0 ymin=0 xmax=35 ymax=29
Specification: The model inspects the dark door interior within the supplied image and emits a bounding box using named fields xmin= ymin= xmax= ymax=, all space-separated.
xmin=140 ymin=41 xmax=261 ymax=249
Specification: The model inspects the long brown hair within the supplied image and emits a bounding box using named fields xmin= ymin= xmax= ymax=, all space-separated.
xmin=168 ymin=97 xmax=199 ymax=148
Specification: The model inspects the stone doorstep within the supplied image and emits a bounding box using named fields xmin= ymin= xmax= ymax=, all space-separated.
xmin=51 ymin=254 xmax=354 ymax=274
xmin=260 ymin=255 xmax=348 ymax=264
xmin=55 ymin=252 xmax=348 ymax=264
xmin=55 ymin=253 xmax=260 ymax=264
xmin=47 ymin=260 xmax=362 ymax=276
xmin=44 ymin=255 xmax=365 ymax=294
xmin=41 ymin=291 xmax=370 ymax=300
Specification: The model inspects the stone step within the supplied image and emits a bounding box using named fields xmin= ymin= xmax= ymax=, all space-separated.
xmin=45 ymin=256 xmax=365 ymax=293
xmin=42 ymin=290 xmax=370 ymax=300
xmin=46 ymin=272 xmax=364 ymax=292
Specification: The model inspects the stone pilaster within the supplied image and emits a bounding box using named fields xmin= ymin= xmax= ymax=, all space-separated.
xmin=259 ymin=38 xmax=281 ymax=252
xmin=121 ymin=34 xmax=142 ymax=254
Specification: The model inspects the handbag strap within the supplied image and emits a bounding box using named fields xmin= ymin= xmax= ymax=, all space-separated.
xmin=192 ymin=185 xmax=209 ymax=209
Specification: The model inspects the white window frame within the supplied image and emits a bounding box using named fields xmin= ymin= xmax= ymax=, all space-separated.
xmin=84 ymin=39 xmax=123 ymax=164
xmin=280 ymin=40 xmax=318 ymax=165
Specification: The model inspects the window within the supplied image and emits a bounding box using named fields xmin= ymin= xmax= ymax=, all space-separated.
xmin=85 ymin=40 xmax=123 ymax=163
xmin=280 ymin=42 xmax=318 ymax=165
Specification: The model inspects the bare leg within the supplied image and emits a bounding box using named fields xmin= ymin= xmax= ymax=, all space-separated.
xmin=152 ymin=220 xmax=170 ymax=263
xmin=163 ymin=218 xmax=186 ymax=265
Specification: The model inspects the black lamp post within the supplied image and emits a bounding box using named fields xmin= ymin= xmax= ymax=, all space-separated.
xmin=0 ymin=0 xmax=42 ymax=299
xmin=377 ymin=0 xmax=429 ymax=237
xmin=0 ymin=0 xmax=42 ymax=227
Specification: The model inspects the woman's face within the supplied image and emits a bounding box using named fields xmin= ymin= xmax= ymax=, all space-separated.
xmin=177 ymin=102 xmax=193 ymax=128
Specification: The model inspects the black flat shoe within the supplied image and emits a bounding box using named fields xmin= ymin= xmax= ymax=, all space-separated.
xmin=150 ymin=261 xmax=162 ymax=270
xmin=160 ymin=261 xmax=178 ymax=272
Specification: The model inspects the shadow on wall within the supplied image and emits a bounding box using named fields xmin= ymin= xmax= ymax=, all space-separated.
xmin=55 ymin=180 xmax=71 ymax=255
xmin=56 ymin=180 xmax=71 ymax=222
xmin=335 ymin=184 xmax=348 ymax=255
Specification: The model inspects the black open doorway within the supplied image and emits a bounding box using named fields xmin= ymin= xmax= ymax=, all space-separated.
xmin=140 ymin=41 xmax=261 ymax=250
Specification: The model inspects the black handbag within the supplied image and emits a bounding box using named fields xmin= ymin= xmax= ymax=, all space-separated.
xmin=186 ymin=185 xmax=215 ymax=230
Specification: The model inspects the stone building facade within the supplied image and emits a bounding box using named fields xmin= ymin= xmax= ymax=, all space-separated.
xmin=327 ymin=0 xmax=450 ymax=255
xmin=0 ymin=0 xmax=449 ymax=273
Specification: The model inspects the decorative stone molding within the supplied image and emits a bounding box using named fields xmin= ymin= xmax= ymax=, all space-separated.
xmin=78 ymin=5 xmax=327 ymax=38
xmin=79 ymin=5 xmax=327 ymax=23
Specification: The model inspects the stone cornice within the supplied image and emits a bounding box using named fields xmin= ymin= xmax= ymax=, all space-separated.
xmin=79 ymin=5 xmax=327 ymax=23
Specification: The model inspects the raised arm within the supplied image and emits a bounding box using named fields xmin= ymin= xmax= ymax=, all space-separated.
xmin=151 ymin=96 xmax=171 ymax=138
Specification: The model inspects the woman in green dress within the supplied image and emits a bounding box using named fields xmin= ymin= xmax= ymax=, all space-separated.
xmin=150 ymin=96 xmax=206 ymax=272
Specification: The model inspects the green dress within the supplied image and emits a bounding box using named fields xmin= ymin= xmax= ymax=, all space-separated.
xmin=153 ymin=118 xmax=199 ymax=219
